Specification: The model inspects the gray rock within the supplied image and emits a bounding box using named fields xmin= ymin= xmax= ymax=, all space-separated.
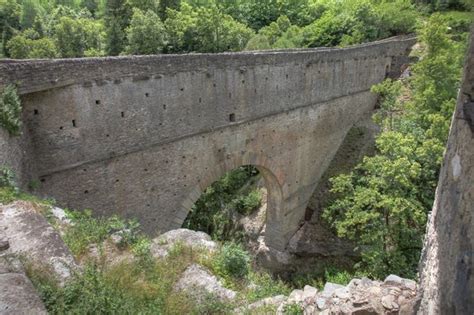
xmin=334 ymin=287 xmax=351 ymax=300
xmin=321 ymin=282 xmax=345 ymax=298
xmin=402 ymin=278 xmax=417 ymax=291
xmin=0 ymin=273 xmax=47 ymax=314
xmin=0 ymin=239 xmax=8 ymax=252
xmin=316 ymin=297 xmax=327 ymax=310
xmin=348 ymin=278 xmax=361 ymax=289
xmin=174 ymin=264 xmax=236 ymax=302
xmin=360 ymin=277 xmax=374 ymax=287
xmin=0 ymin=256 xmax=24 ymax=275
xmin=0 ymin=229 xmax=9 ymax=252
xmin=288 ymin=289 xmax=304 ymax=303
xmin=0 ymin=202 xmax=78 ymax=285
xmin=303 ymin=285 xmax=318 ymax=300
xmin=381 ymin=294 xmax=399 ymax=310
xmin=50 ymin=207 xmax=72 ymax=225
xmin=255 ymin=236 xmax=293 ymax=271
xmin=384 ymin=274 xmax=403 ymax=286
xmin=150 ymin=229 xmax=217 ymax=258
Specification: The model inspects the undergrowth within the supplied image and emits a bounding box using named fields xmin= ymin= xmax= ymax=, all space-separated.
xmin=17 ymin=190 xmax=291 ymax=314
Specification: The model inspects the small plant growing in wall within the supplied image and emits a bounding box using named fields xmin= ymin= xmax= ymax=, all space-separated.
xmin=0 ymin=84 xmax=22 ymax=136
xmin=0 ymin=167 xmax=16 ymax=188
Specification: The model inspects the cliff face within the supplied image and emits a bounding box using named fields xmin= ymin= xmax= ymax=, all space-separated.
xmin=417 ymin=30 xmax=474 ymax=314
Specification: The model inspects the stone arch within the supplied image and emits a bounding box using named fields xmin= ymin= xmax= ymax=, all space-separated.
xmin=178 ymin=151 xmax=288 ymax=250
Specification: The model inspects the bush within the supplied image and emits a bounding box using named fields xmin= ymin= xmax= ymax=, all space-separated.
xmin=214 ymin=242 xmax=250 ymax=279
xmin=63 ymin=210 xmax=142 ymax=256
xmin=245 ymin=271 xmax=291 ymax=302
xmin=233 ymin=189 xmax=262 ymax=215
xmin=283 ymin=303 xmax=304 ymax=315
xmin=0 ymin=84 xmax=22 ymax=136
xmin=324 ymin=267 xmax=353 ymax=286
xmin=0 ymin=167 xmax=16 ymax=188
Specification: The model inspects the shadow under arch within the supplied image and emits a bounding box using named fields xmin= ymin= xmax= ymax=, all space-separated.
xmin=178 ymin=151 xmax=288 ymax=250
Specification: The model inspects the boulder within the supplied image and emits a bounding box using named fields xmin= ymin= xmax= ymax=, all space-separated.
xmin=321 ymin=282 xmax=345 ymax=298
xmin=0 ymin=256 xmax=46 ymax=315
xmin=384 ymin=274 xmax=403 ymax=287
xmin=174 ymin=264 xmax=236 ymax=302
xmin=0 ymin=273 xmax=47 ymax=315
xmin=150 ymin=229 xmax=217 ymax=258
xmin=0 ymin=201 xmax=78 ymax=285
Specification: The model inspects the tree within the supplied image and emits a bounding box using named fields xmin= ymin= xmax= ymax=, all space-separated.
xmin=54 ymin=16 xmax=104 ymax=57
xmin=0 ymin=0 xmax=21 ymax=57
xmin=125 ymin=9 xmax=166 ymax=55
xmin=273 ymin=25 xmax=303 ymax=48
xmin=245 ymin=34 xmax=271 ymax=50
xmin=7 ymin=31 xmax=58 ymax=59
xmin=126 ymin=0 xmax=159 ymax=14
xmin=159 ymin=0 xmax=180 ymax=20
xmin=193 ymin=6 xmax=254 ymax=52
xmin=20 ymin=0 xmax=40 ymax=29
xmin=104 ymin=0 xmax=131 ymax=55
xmin=81 ymin=0 xmax=99 ymax=16
xmin=323 ymin=14 xmax=467 ymax=279
xmin=165 ymin=3 xmax=253 ymax=53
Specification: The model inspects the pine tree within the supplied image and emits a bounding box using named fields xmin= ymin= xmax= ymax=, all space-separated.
xmin=104 ymin=0 xmax=130 ymax=55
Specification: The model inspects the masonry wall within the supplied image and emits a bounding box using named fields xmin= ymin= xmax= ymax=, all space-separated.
xmin=417 ymin=30 xmax=474 ymax=314
xmin=0 ymin=36 xmax=415 ymax=249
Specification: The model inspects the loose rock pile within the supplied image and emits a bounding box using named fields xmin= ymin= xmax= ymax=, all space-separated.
xmin=276 ymin=274 xmax=417 ymax=314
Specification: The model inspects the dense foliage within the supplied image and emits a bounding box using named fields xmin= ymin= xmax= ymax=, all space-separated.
xmin=183 ymin=165 xmax=262 ymax=242
xmin=0 ymin=84 xmax=21 ymax=135
xmin=323 ymin=14 xmax=468 ymax=279
xmin=3 ymin=0 xmax=467 ymax=58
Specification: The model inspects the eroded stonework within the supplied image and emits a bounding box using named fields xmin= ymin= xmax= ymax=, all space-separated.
xmin=0 ymin=36 xmax=415 ymax=250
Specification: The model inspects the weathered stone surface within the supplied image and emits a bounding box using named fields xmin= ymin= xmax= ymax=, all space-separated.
xmin=321 ymin=282 xmax=345 ymax=297
xmin=384 ymin=274 xmax=403 ymax=286
xmin=0 ymin=273 xmax=47 ymax=315
xmin=0 ymin=201 xmax=77 ymax=284
xmin=150 ymin=228 xmax=217 ymax=258
xmin=255 ymin=236 xmax=293 ymax=271
xmin=0 ymin=36 xmax=415 ymax=251
xmin=0 ymin=256 xmax=24 ymax=275
xmin=283 ymin=274 xmax=419 ymax=315
xmin=416 ymin=30 xmax=474 ymax=314
xmin=174 ymin=264 xmax=236 ymax=302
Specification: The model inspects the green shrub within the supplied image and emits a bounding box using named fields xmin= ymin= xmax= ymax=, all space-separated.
xmin=283 ymin=303 xmax=304 ymax=315
xmin=0 ymin=85 xmax=22 ymax=136
xmin=0 ymin=167 xmax=16 ymax=188
xmin=233 ymin=189 xmax=262 ymax=215
xmin=245 ymin=271 xmax=291 ymax=302
xmin=214 ymin=242 xmax=250 ymax=279
xmin=63 ymin=210 xmax=142 ymax=256
xmin=324 ymin=267 xmax=353 ymax=286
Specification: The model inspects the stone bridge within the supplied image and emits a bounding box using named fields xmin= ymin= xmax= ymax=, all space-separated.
xmin=0 ymin=36 xmax=415 ymax=250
